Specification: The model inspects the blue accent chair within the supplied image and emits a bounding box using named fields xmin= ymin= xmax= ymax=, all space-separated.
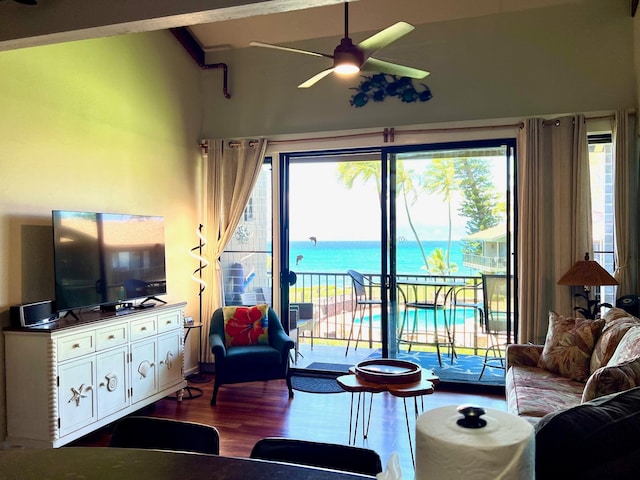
xmin=209 ymin=306 xmax=295 ymax=406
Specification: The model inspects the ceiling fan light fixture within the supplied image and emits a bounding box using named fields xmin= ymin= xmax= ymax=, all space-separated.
xmin=333 ymin=37 xmax=363 ymax=75
xmin=334 ymin=61 xmax=359 ymax=75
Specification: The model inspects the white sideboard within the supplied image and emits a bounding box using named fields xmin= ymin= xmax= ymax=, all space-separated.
xmin=3 ymin=302 xmax=188 ymax=448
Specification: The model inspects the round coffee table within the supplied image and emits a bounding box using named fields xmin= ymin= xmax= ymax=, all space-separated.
xmin=336 ymin=361 xmax=439 ymax=466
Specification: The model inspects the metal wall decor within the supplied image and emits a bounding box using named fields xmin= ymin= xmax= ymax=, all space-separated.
xmin=349 ymin=74 xmax=432 ymax=108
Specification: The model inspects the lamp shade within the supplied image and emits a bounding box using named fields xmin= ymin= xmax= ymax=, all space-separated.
xmin=557 ymin=252 xmax=619 ymax=287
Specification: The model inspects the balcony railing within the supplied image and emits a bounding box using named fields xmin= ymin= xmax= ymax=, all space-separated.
xmin=287 ymin=271 xmax=509 ymax=355
xmin=462 ymin=254 xmax=506 ymax=272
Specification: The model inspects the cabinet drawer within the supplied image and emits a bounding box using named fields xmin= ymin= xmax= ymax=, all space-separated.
xmin=96 ymin=322 xmax=128 ymax=350
xmin=157 ymin=311 xmax=182 ymax=333
xmin=58 ymin=332 xmax=96 ymax=361
xmin=130 ymin=316 xmax=157 ymax=341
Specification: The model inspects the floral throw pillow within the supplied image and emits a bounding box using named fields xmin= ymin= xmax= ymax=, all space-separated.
xmin=606 ymin=326 xmax=640 ymax=367
xmin=222 ymin=304 xmax=269 ymax=348
xmin=590 ymin=311 xmax=640 ymax=373
xmin=537 ymin=311 xmax=605 ymax=382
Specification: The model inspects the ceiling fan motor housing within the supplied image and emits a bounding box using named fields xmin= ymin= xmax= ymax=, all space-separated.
xmin=333 ymin=37 xmax=364 ymax=70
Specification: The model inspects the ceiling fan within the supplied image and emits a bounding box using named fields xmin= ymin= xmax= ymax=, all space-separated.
xmin=250 ymin=2 xmax=429 ymax=89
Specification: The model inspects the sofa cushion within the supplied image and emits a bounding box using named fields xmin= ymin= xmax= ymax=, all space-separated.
xmin=537 ymin=311 xmax=604 ymax=382
xmin=506 ymin=365 xmax=584 ymax=420
xmin=222 ymin=304 xmax=269 ymax=348
xmin=535 ymin=387 xmax=640 ymax=480
xmin=590 ymin=308 xmax=640 ymax=373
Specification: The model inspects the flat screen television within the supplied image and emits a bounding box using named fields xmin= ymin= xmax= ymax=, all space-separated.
xmin=52 ymin=210 xmax=167 ymax=312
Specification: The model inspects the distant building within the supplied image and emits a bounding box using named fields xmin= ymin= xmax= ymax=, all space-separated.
xmin=461 ymin=225 xmax=507 ymax=273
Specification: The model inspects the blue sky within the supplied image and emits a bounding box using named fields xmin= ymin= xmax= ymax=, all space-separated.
xmin=288 ymin=161 xmax=471 ymax=242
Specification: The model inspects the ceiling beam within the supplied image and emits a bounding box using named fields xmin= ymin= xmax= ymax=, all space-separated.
xmin=0 ymin=0 xmax=348 ymax=52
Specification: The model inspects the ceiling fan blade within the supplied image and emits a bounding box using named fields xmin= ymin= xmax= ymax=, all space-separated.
xmin=362 ymin=57 xmax=429 ymax=79
xmin=298 ymin=68 xmax=335 ymax=89
xmin=249 ymin=41 xmax=332 ymax=59
xmin=357 ymin=22 xmax=415 ymax=56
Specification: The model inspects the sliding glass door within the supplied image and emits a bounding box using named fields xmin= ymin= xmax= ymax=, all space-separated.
xmin=386 ymin=140 xmax=516 ymax=369
xmin=279 ymin=139 xmax=516 ymax=376
xmin=283 ymin=150 xmax=384 ymax=369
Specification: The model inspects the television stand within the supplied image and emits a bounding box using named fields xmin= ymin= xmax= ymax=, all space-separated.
xmin=4 ymin=302 xmax=188 ymax=448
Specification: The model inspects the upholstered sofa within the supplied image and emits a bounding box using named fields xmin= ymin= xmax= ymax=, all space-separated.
xmin=534 ymin=386 xmax=640 ymax=479
xmin=505 ymin=307 xmax=640 ymax=423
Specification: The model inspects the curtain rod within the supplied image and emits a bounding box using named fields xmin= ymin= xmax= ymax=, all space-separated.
xmin=206 ymin=112 xmax=629 ymax=149
xmin=227 ymin=140 xmax=260 ymax=148
xmin=267 ymin=113 xmax=618 ymax=144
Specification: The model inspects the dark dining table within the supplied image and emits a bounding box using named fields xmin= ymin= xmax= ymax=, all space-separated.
xmin=0 ymin=447 xmax=375 ymax=479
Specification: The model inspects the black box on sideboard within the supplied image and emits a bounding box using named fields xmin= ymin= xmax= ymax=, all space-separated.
xmin=10 ymin=300 xmax=56 ymax=328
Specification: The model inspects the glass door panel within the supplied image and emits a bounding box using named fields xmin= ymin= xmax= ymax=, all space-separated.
xmin=389 ymin=142 xmax=515 ymax=367
xmin=285 ymin=152 xmax=384 ymax=368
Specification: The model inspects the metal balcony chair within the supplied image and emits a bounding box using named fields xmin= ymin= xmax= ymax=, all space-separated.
xmin=290 ymin=302 xmax=314 ymax=363
xmin=250 ymin=437 xmax=383 ymax=476
xmin=478 ymin=274 xmax=513 ymax=380
xmin=345 ymin=270 xmax=383 ymax=356
xmin=451 ymin=280 xmax=484 ymax=354
xmin=109 ymin=416 xmax=220 ymax=455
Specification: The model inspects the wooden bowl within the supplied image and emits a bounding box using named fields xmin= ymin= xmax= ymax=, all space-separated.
xmin=355 ymin=359 xmax=421 ymax=384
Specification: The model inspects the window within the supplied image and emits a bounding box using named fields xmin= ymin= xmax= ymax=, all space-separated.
xmin=588 ymin=133 xmax=615 ymax=306
xmin=220 ymin=162 xmax=273 ymax=306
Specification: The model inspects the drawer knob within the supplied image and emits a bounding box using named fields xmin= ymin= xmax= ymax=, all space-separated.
xmin=141 ymin=327 xmax=147 ymax=331
xmin=108 ymin=335 xmax=115 ymax=340
xmin=72 ymin=343 xmax=80 ymax=349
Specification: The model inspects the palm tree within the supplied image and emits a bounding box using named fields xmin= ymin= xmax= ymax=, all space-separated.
xmin=337 ymin=161 xmax=382 ymax=200
xmin=427 ymin=247 xmax=458 ymax=275
xmin=421 ymin=158 xmax=460 ymax=273
xmin=337 ymin=160 xmax=431 ymax=273
xmin=396 ymin=162 xmax=430 ymax=273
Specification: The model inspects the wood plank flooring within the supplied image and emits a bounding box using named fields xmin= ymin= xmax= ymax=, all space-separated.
xmin=70 ymin=375 xmax=507 ymax=477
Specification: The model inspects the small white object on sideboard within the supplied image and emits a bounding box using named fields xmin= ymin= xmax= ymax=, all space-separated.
xmin=3 ymin=302 xmax=188 ymax=448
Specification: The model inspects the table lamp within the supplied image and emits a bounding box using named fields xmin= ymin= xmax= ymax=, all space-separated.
xmin=557 ymin=252 xmax=619 ymax=319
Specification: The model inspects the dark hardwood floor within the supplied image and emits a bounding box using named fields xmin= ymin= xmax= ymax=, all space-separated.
xmin=70 ymin=375 xmax=507 ymax=477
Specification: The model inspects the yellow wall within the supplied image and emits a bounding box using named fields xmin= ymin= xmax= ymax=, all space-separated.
xmin=0 ymin=30 xmax=203 ymax=442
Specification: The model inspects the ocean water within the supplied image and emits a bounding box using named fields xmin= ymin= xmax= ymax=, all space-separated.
xmin=289 ymin=240 xmax=478 ymax=276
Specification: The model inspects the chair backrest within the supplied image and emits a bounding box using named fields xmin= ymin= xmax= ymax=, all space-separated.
xmin=109 ymin=416 xmax=220 ymax=455
xmin=291 ymin=302 xmax=313 ymax=320
xmin=347 ymin=269 xmax=369 ymax=299
xmin=210 ymin=306 xmax=287 ymax=344
xmin=481 ymin=274 xmax=513 ymax=334
xmin=250 ymin=437 xmax=383 ymax=476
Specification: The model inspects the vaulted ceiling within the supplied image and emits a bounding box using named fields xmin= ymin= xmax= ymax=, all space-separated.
xmin=0 ymin=0 xmax=613 ymax=53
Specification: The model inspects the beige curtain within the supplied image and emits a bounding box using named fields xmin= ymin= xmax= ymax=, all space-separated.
xmin=517 ymin=115 xmax=592 ymax=344
xmin=199 ymin=138 xmax=267 ymax=362
xmin=613 ymin=110 xmax=637 ymax=296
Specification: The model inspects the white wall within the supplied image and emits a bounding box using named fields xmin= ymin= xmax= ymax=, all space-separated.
xmin=201 ymin=0 xmax=635 ymax=138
